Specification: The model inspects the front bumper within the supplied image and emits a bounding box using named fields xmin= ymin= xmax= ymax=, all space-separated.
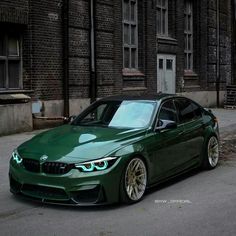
xmin=9 ymin=158 xmax=123 ymax=206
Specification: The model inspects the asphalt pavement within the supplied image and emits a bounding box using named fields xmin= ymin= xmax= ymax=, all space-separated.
xmin=211 ymin=108 xmax=236 ymax=135
xmin=0 ymin=108 xmax=236 ymax=236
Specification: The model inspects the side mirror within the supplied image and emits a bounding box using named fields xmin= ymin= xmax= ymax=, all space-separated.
xmin=64 ymin=115 xmax=77 ymax=124
xmin=155 ymin=120 xmax=177 ymax=132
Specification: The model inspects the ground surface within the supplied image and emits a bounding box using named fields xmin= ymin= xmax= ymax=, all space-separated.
xmin=0 ymin=109 xmax=236 ymax=236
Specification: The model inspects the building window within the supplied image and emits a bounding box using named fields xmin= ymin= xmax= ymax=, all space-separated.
xmin=184 ymin=0 xmax=193 ymax=70
xmin=0 ymin=34 xmax=22 ymax=90
xmin=123 ymin=0 xmax=138 ymax=69
xmin=156 ymin=0 xmax=168 ymax=36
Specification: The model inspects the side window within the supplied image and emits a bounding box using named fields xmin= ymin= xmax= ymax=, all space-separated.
xmin=82 ymin=103 xmax=108 ymax=123
xmin=0 ymin=33 xmax=22 ymax=89
xmin=191 ymin=102 xmax=202 ymax=119
xmin=175 ymin=99 xmax=195 ymax=123
xmin=156 ymin=0 xmax=168 ymax=36
xmin=158 ymin=100 xmax=177 ymax=123
xmin=123 ymin=0 xmax=138 ymax=69
xmin=95 ymin=104 xmax=107 ymax=120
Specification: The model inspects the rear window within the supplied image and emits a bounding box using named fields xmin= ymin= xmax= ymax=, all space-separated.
xmin=191 ymin=102 xmax=202 ymax=119
xmin=175 ymin=99 xmax=202 ymax=123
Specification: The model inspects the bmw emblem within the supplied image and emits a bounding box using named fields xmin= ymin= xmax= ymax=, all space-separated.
xmin=40 ymin=155 xmax=48 ymax=162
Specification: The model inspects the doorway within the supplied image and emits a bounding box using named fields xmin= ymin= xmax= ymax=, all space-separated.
xmin=157 ymin=54 xmax=176 ymax=94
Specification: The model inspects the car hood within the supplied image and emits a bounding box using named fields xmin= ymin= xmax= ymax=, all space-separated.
xmin=18 ymin=124 xmax=147 ymax=163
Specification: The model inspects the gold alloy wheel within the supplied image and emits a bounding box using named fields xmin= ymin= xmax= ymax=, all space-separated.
xmin=208 ymin=136 xmax=219 ymax=168
xmin=124 ymin=158 xmax=147 ymax=201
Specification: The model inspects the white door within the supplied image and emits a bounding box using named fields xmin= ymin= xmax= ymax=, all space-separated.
xmin=157 ymin=54 xmax=176 ymax=94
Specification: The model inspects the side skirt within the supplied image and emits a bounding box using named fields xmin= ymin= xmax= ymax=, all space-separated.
xmin=147 ymin=161 xmax=200 ymax=189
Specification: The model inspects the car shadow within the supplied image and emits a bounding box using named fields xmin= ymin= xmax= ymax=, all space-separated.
xmin=10 ymin=193 xmax=122 ymax=212
xmin=145 ymin=167 xmax=201 ymax=196
xmin=10 ymin=167 xmax=218 ymax=212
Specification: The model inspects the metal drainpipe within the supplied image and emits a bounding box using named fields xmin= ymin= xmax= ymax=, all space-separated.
xmin=29 ymin=0 xmax=33 ymax=91
xmin=89 ymin=0 xmax=97 ymax=103
xmin=216 ymin=0 xmax=220 ymax=107
xmin=145 ymin=0 xmax=148 ymax=89
xmin=234 ymin=0 xmax=236 ymax=84
xmin=62 ymin=0 xmax=69 ymax=117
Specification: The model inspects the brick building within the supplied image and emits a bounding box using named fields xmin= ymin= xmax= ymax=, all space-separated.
xmin=0 ymin=0 xmax=235 ymax=135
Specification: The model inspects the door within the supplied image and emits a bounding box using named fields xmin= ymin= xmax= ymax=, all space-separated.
xmin=146 ymin=99 xmax=186 ymax=184
xmin=174 ymin=98 xmax=205 ymax=166
xmin=157 ymin=54 xmax=176 ymax=94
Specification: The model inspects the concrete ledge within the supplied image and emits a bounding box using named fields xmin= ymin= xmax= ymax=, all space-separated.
xmin=0 ymin=103 xmax=32 ymax=136
xmin=178 ymin=91 xmax=225 ymax=107
xmin=35 ymin=99 xmax=90 ymax=117
xmin=31 ymin=99 xmax=90 ymax=130
xmin=33 ymin=118 xmax=64 ymax=130
xmin=69 ymin=99 xmax=90 ymax=116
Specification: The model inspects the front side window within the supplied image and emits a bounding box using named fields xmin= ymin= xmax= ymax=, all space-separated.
xmin=184 ymin=0 xmax=193 ymax=70
xmin=123 ymin=0 xmax=138 ymax=69
xmin=156 ymin=0 xmax=168 ymax=36
xmin=0 ymin=34 xmax=21 ymax=89
xmin=158 ymin=100 xmax=177 ymax=122
xmin=74 ymin=100 xmax=156 ymax=129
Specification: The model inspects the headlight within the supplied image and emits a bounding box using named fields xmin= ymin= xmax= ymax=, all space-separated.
xmin=75 ymin=157 xmax=118 ymax=172
xmin=12 ymin=150 xmax=23 ymax=164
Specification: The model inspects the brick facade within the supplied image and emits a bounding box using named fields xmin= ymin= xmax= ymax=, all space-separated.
xmin=0 ymin=0 xmax=28 ymax=25
xmin=29 ymin=0 xmax=63 ymax=100
xmin=0 ymin=0 xmax=235 ymax=118
xmin=207 ymin=0 xmax=233 ymax=90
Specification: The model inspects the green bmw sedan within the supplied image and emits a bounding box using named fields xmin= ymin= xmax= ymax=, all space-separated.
xmin=9 ymin=94 xmax=219 ymax=205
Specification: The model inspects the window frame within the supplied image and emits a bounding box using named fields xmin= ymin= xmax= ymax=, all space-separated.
xmin=184 ymin=0 xmax=193 ymax=71
xmin=156 ymin=0 xmax=168 ymax=37
xmin=122 ymin=0 xmax=139 ymax=70
xmin=0 ymin=33 xmax=23 ymax=90
xmin=158 ymin=99 xmax=178 ymax=123
xmin=155 ymin=99 xmax=178 ymax=129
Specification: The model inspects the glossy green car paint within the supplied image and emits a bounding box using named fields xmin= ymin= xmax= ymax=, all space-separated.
xmin=9 ymin=94 xmax=219 ymax=205
xmin=10 ymin=126 xmax=148 ymax=203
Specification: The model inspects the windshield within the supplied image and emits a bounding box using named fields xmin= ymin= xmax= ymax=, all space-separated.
xmin=73 ymin=100 xmax=156 ymax=129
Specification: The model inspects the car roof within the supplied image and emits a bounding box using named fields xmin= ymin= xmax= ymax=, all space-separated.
xmin=99 ymin=93 xmax=176 ymax=102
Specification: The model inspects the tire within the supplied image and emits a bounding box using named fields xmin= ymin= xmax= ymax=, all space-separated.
xmin=202 ymin=136 xmax=220 ymax=170
xmin=120 ymin=157 xmax=147 ymax=204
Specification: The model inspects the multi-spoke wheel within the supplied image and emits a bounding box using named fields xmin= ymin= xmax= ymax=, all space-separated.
xmin=120 ymin=157 xmax=147 ymax=203
xmin=202 ymin=136 xmax=219 ymax=169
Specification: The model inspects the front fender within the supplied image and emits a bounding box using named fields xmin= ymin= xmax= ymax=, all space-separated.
xmin=112 ymin=141 xmax=152 ymax=183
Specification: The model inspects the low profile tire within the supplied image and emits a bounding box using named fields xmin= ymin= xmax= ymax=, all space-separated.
xmin=120 ymin=157 xmax=147 ymax=204
xmin=202 ymin=136 xmax=220 ymax=170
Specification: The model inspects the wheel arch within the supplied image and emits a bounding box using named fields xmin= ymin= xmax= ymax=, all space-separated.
xmin=123 ymin=152 xmax=151 ymax=183
xmin=198 ymin=124 xmax=219 ymax=165
xmin=200 ymin=131 xmax=220 ymax=169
